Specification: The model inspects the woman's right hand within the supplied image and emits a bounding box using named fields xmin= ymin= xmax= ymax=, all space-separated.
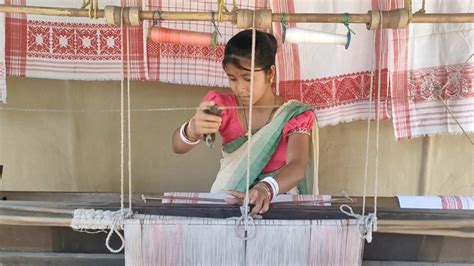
xmin=186 ymin=101 xmax=222 ymax=139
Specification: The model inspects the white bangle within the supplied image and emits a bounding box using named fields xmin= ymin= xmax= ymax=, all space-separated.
xmin=262 ymin=177 xmax=279 ymax=196
xmin=179 ymin=122 xmax=201 ymax=145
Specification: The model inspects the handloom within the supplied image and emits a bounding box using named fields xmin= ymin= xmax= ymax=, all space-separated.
xmin=0 ymin=1 xmax=473 ymax=266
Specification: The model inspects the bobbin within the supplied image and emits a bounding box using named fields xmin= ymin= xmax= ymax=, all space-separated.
xmin=105 ymin=6 xmax=122 ymax=25
xmin=367 ymin=8 xmax=410 ymax=30
xmin=104 ymin=5 xmax=142 ymax=26
xmin=236 ymin=9 xmax=273 ymax=30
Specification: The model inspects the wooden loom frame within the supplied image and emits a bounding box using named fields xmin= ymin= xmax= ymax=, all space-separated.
xmin=0 ymin=4 xmax=473 ymax=24
xmin=0 ymin=1 xmax=473 ymax=264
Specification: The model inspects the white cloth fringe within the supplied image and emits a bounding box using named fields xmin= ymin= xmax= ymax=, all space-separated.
xmin=124 ymin=215 xmax=364 ymax=266
xmin=71 ymin=208 xmax=132 ymax=253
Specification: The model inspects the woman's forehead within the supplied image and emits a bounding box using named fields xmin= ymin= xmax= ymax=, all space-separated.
xmin=224 ymin=64 xmax=251 ymax=76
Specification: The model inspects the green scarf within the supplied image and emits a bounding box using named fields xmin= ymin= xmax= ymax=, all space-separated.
xmin=210 ymin=100 xmax=311 ymax=193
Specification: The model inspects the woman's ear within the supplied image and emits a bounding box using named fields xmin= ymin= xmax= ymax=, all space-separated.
xmin=267 ymin=65 xmax=276 ymax=83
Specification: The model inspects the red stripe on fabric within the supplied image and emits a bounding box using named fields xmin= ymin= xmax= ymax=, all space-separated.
xmin=440 ymin=196 xmax=448 ymax=209
xmin=5 ymin=0 xmax=27 ymax=76
xmin=408 ymin=102 xmax=474 ymax=111
xmin=395 ymin=119 xmax=474 ymax=130
xmin=280 ymin=70 xmax=389 ymax=112
xmin=454 ymin=196 xmax=463 ymax=209
xmin=286 ymin=0 xmax=301 ymax=100
xmin=317 ymin=106 xmax=389 ymax=121
xmin=273 ymin=0 xmax=301 ymax=100
xmin=147 ymin=0 xmax=161 ymax=81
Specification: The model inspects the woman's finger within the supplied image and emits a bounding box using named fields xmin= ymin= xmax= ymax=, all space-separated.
xmin=250 ymin=198 xmax=264 ymax=216
xmin=259 ymin=198 xmax=270 ymax=214
xmin=225 ymin=197 xmax=243 ymax=205
xmin=226 ymin=190 xmax=245 ymax=199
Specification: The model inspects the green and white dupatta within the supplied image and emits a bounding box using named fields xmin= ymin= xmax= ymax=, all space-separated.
xmin=210 ymin=100 xmax=312 ymax=194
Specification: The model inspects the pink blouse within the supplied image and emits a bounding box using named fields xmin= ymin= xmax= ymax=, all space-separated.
xmin=204 ymin=90 xmax=315 ymax=173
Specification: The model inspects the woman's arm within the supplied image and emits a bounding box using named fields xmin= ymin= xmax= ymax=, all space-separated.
xmin=226 ymin=133 xmax=310 ymax=215
xmin=273 ymin=133 xmax=310 ymax=193
xmin=171 ymin=101 xmax=222 ymax=154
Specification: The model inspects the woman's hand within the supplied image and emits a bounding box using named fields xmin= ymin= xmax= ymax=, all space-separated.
xmin=226 ymin=185 xmax=271 ymax=215
xmin=187 ymin=101 xmax=222 ymax=139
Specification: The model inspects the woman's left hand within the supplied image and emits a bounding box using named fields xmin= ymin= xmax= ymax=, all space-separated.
xmin=226 ymin=186 xmax=271 ymax=215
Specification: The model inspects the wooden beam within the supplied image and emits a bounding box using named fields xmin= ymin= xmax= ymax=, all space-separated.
xmin=0 ymin=4 xmax=473 ymax=24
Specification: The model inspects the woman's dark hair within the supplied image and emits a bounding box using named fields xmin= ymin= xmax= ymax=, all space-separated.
xmin=222 ymin=29 xmax=277 ymax=72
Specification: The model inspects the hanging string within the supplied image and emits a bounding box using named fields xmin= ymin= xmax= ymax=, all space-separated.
xmin=415 ymin=0 xmax=426 ymax=14
xmin=361 ymin=27 xmax=376 ymax=218
xmin=239 ymin=9 xmax=258 ymax=240
xmin=101 ymin=7 xmax=130 ymax=254
xmin=405 ymin=0 xmax=413 ymax=23
xmin=435 ymin=53 xmax=474 ymax=145
xmin=211 ymin=11 xmax=222 ymax=49
xmin=126 ymin=25 xmax=132 ymax=211
xmin=231 ymin=0 xmax=238 ymax=12
xmin=147 ymin=11 xmax=162 ymax=38
xmin=359 ymin=0 xmax=384 ymax=240
xmin=342 ymin=13 xmax=355 ymax=49
xmin=82 ymin=0 xmax=99 ymax=19
xmin=0 ymin=91 xmax=461 ymax=114
xmin=281 ymin=13 xmax=288 ymax=43
xmin=216 ymin=0 xmax=226 ymax=22
xmin=372 ymin=8 xmax=386 ymax=231
xmin=120 ymin=7 xmax=125 ymax=215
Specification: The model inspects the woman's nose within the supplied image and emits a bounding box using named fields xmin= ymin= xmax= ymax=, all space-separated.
xmin=237 ymin=84 xmax=248 ymax=95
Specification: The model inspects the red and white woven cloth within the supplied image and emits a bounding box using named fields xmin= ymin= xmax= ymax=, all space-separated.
xmin=390 ymin=0 xmax=474 ymax=139
xmin=0 ymin=0 xmax=6 ymax=103
xmin=161 ymin=192 xmax=331 ymax=206
xmin=271 ymin=0 xmax=390 ymax=127
xmin=143 ymin=0 xmax=268 ymax=87
xmin=4 ymin=0 xmax=147 ymax=87
xmin=2 ymin=0 xmax=473 ymax=139
xmin=398 ymin=196 xmax=474 ymax=210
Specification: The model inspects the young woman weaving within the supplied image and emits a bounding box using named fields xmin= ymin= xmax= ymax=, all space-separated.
xmin=172 ymin=29 xmax=315 ymax=215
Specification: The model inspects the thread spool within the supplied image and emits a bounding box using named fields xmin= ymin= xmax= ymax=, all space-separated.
xmin=105 ymin=6 xmax=121 ymax=25
xmin=367 ymin=8 xmax=409 ymax=30
xmin=255 ymin=9 xmax=272 ymax=30
xmin=236 ymin=9 xmax=273 ymax=30
xmin=104 ymin=5 xmax=142 ymax=26
xmin=284 ymin=28 xmax=349 ymax=48
xmin=128 ymin=7 xmax=142 ymax=26
xmin=150 ymin=27 xmax=214 ymax=47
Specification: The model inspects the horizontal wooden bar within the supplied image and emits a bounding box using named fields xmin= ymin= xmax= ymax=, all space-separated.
xmin=0 ymin=5 xmax=473 ymax=24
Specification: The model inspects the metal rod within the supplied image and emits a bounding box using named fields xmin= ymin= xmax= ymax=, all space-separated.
xmin=0 ymin=5 xmax=473 ymax=24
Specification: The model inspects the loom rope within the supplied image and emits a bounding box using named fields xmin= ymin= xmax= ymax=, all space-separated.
xmin=359 ymin=0 xmax=384 ymax=238
xmin=340 ymin=205 xmax=376 ymax=243
xmin=372 ymin=2 xmax=385 ymax=230
xmin=240 ymin=9 xmax=258 ymax=239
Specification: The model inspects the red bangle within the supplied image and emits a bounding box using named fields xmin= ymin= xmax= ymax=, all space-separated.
xmin=258 ymin=182 xmax=274 ymax=201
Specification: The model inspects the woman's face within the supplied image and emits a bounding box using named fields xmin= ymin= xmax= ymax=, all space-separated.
xmin=224 ymin=62 xmax=274 ymax=106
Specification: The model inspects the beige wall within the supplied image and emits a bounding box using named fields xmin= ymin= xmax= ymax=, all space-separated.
xmin=0 ymin=77 xmax=472 ymax=196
